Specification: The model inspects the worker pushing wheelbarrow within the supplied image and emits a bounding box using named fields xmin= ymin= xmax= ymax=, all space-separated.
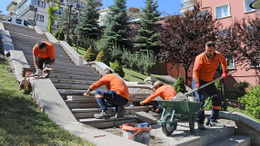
xmin=157 ymin=70 xmax=236 ymax=136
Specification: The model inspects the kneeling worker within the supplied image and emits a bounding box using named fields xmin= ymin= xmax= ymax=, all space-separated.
xmin=84 ymin=68 xmax=129 ymax=119
xmin=140 ymin=81 xmax=177 ymax=113
xmin=33 ymin=41 xmax=55 ymax=75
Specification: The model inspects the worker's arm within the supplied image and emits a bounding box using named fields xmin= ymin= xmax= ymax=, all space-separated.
xmin=48 ymin=45 xmax=55 ymax=66
xmin=84 ymin=76 xmax=110 ymax=97
xmin=193 ymin=57 xmax=202 ymax=84
xmin=219 ymin=54 xmax=228 ymax=72
xmin=142 ymin=88 xmax=163 ymax=104
xmin=33 ymin=55 xmax=40 ymax=70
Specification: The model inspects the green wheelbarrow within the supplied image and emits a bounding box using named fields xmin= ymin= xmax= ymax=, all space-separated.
xmin=157 ymin=95 xmax=216 ymax=136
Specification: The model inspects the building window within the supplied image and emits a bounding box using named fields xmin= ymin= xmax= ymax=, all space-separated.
xmin=215 ymin=3 xmax=231 ymax=19
xmin=37 ymin=14 xmax=44 ymax=22
xmin=38 ymin=1 xmax=46 ymax=8
xmin=226 ymin=57 xmax=236 ymax=70
xmin=244 ymin=0 xmax=255 ymax=12
xmin=56 ymin=7 xmax=63 ymax=15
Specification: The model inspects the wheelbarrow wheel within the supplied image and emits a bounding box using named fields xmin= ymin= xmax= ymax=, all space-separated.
xmin=162 ymin=113 xmax=177 ymax=136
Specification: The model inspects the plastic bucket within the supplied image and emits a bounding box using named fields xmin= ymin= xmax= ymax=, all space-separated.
xmin=120 ymin=123 xmax=151 ymax=145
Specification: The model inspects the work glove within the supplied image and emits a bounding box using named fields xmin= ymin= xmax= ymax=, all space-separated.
xmin=34 ymin=69 xmax=41 ymax=76
xmin=222 ymin=71 xmax=228 ymax=79
xmin=83 ymin=89 xmax=91 ymax=97
xmin=140 ymin=101 xmax=145 ymax=106
xmin=195 ymin=82 xmax=199 ymax=89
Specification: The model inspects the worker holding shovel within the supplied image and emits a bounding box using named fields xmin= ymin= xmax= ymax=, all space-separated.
xmin=140 ymin=81 xmax=177 ymax=114
xmin=192 ymin=41 xmax=228 ymax=130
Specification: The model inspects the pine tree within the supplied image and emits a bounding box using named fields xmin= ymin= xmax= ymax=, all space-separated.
xmin=79 ymin=0 xmax=101 ymax=44
xmin=103 ymin=0 xmax=132 ymax=50
xmin=134 ymin=0 xmax=161 ymax=54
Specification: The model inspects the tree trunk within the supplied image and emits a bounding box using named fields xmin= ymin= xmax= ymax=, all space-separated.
xmin=184 ymin=68 xmax=188 ymax=85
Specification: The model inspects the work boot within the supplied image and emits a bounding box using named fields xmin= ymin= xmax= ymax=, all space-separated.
xmin=210 ymin=121 xmax=225 ymax=128
xmin=198 ymin=123 xmax=206 ymax=130
xmin=115 ymin=106 xmax=126 ymax=118
xmin=94 ymin=110 xmax=111 ymax=119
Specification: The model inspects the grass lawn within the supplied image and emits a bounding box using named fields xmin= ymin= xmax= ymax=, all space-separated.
xmin=0 ymin=59 xmax=94 ymax=145
xmin=72 ymin=45 xmax=86 ymax=56
xmin=227 ymin=106 xmax=260 ymax=123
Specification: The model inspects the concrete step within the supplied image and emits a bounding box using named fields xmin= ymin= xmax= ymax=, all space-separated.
xmin=20 ymin=47 xmax=69 ymax=56
xmin=65 ymin=100 xmax=99 ymax=108
xmin=9 ymin=32 xmax=46 ymax=40
xmin=53 ymin=83 xmax=92 ymax=90
xmin=209 ymin=135 xmax=251 ymax=146
xmin=26 ymin=58 xmax=73 ymax=64
xmin=67 ymin=95 xmax=147 ymax=102
xmin=49 ymin=73 xmax=100 ymax=80
xmin=78 ymin=115 xmax=138 ymax=129
xmin=51 ymin=78 xmax=96 ymax=85
xmin=71 ymin=105 xmax=152 ymax=118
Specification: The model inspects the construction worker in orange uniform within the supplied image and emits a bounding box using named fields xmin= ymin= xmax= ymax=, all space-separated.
xmin=84 ymin=68 xmax=129 ymax=119
xmin=33 ymin=41 xmax=55 ymax=75
xmin=192 ymin=41 xmax=228 ymax=130
xmin=140 ymin=81 xmax=177 ymax=113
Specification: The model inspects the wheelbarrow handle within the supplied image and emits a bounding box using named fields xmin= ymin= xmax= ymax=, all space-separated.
xmin=184 ymin=70 xmax=236 ymax=96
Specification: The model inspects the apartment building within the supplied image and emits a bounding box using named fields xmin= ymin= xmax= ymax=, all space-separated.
xmin=6 ymin=0 xmax=102 ymax=31
xmin=98 ymin=7 xmax=143 ymax=26
xmin=168 ymin=0 xmax=259 ymax=87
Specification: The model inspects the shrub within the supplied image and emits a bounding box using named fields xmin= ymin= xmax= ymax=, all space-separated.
xmin=96 ymin=50 xmax=109 ymax=66
xmin=110 ymin=44 xmax=123 ymax=63
xmin=173 ymin=75 xmax=187 ymax=93
xmin=84 ymin=45 xmax=95 ymax=62
xmin=234 ymin=81 xmax=249 ymax=99
xmin=111 ymin=60 xmax=125 ymax=78
xmin=137 ymin=51 xmax=156 ymax=74
xmin=57 ymin=30 xmax=65 ymax=40
xmin=54 ymin=30 xmax=59 ymax=38
xmin=238 ymin=85 xmax=260 ymax=119
xmin=93 ymin=39 xmax=109 ymax=53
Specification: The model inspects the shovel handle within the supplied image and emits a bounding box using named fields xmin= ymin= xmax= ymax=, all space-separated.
xmin=185 ymin=70 xmax=236 ymax=96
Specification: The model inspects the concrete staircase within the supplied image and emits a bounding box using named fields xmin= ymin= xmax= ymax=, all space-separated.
xmin=3 ymin=22 xmax=151 ymax=128
xmin=3 ymin=22 xmax=253 ymax=146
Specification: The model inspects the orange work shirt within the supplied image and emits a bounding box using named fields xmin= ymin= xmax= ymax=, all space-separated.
xmin=143 ymin=85 xmax=177 ymax=103
xmin=90 ymin=74 xmax=129 ymax=100
xmin=193 ymin=51 xmax=227 ymax=83
xmin=33 ymin=41 xmax=55 ymax=59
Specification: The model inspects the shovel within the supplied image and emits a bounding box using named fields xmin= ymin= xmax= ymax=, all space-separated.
xmin=172 ymin=70 xmax=236 ymax=101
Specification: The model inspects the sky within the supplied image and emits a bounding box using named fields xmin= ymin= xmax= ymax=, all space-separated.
xmin=0 ymin=0 xmax=181 ymax=15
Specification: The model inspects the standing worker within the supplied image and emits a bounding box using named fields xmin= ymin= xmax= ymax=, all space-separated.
xmin=84 ymin=68 xmax=129 ymax=119
xmin=33 ymin=41 xmax=55 ymax=75
xmin=192 ymin=41 xmax=228 ymax=130
xmin=140 ymin=81 xmax=177 ymax=113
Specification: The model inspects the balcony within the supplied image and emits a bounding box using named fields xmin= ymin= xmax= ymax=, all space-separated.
xmin=180 ymin=0 xmax=197 ymax=14
xmin=6 ymin=0 xmax=17 ymax=13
